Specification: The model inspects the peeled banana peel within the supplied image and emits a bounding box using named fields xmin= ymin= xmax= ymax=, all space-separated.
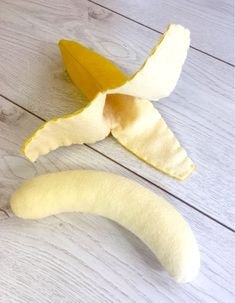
xmin=10 ymin=170 xmax=200 ymax=282
xmin=23 ymin=24 xmax=195 ymax=180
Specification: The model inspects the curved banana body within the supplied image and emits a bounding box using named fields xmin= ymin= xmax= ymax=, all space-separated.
xmin=11 ymin=170 xmax=200 ymax=282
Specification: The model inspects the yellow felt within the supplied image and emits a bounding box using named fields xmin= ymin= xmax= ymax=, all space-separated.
xmin=23 ymin=93 xmax=110 ymax=162
xmin=59 ymin=40 xmax=127 ymax=100
xmin=10 ymin=170 xmax=200 ymax=283
xmin=106 ymin=95 xmax=195 ymax=180
xmin=110 ymin=24 xmax=190 ymax=100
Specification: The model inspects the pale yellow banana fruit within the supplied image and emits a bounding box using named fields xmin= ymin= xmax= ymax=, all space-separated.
xmin=10 ymin=170 xmax=200 ymax=282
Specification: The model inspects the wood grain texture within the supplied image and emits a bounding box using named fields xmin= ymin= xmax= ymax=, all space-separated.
xmin=93 ymin=0 xmax=234 ymax=64
xmin=0 ymin=0 xmax=234 ymax=227
xmin=0 ymin=96 xmax=234 ymax=303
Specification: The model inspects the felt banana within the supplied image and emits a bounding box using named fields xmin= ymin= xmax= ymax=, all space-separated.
xmin=10 ymin=170 xmax=200 ymax=282
xmin=23 ymin=24 xmax=195 ymax=180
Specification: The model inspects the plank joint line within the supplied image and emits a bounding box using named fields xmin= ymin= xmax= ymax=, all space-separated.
xmin=87 ymin=0 xmax=235 ymax=68
xmin=1 ymin=93 xmax=234 ymax=233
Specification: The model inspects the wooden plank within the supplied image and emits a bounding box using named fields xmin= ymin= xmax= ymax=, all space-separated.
xmin=93 ymin=0 xmax=234 ymax=64
xmin=0 ymin=0 xmax=234 ymax=228
xmin=0 ymin=96 xmax=234 ymax=303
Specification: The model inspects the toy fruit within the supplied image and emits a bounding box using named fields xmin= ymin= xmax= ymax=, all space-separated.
xmin=23 ymin=24 xmax=194 ymax=180
xmin=10 ymin=170 xmax=200 ymax=282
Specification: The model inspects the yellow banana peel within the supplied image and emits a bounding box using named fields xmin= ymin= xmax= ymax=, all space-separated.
xmin=23 ymin=24 xmax=195 ymax=180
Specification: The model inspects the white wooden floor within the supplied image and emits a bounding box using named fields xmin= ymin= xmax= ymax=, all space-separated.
xmin=0 ymin=1 xmax=234 ymax=302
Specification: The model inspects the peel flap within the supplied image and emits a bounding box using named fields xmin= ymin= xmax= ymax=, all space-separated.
xmin=23 ymin=93 xmax=110 ymax=162
xmin=107 ymin=94 xmax=194 ymax=180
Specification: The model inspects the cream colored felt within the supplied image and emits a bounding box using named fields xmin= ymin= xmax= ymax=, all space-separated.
xmin=106 ymin=94 xmax=195 ymax=179
xmin=23 ymin=93 xmax=110 ymax=162
xmin=23 ymin=24 xmax=194 ymax=180
xmin=109 ymin=24 xmax=190 ymax=100
xmin=10 ymin=170 xmax=200 ymax=283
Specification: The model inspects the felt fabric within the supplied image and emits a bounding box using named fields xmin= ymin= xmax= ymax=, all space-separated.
xmin=109 ymin=24 xmax=190 ymax=100
xmin=23 ymin=93 xmax=110 ymax=162
xmin=10 ymin=170 xmax=200 ymax=282
xmin=106 ymin=94 xmax=195 ymax=179
xmin=23 ymin=24 xmax=194 ymax=180
xmin=58 ymin=40 xmax=127 ymax=100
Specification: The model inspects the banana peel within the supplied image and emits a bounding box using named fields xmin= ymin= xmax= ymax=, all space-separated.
xmin=23 ymin=24 xmax=195 ymax=180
